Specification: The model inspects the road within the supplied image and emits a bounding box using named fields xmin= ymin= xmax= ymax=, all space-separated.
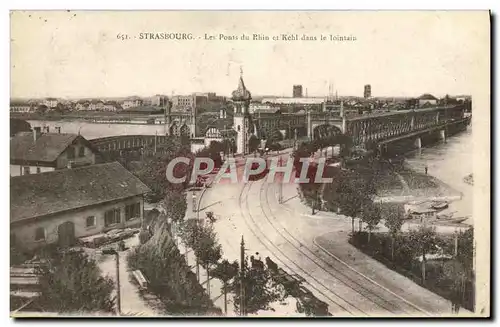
xmin=199 ymin=152 xmax=462 ymax=317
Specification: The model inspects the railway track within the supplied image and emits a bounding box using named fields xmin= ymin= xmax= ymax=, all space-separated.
xmin=238 ymin=181 xmax=362 ymax=316
xmin=260 ymin=179 xmax=429 ymax=316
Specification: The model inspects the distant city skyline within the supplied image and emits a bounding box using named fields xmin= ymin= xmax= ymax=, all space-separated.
xmin=10 ymin=11 xmax=488 ymax=99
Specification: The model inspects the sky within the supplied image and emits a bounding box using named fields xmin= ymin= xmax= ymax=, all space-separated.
xmin=10 ymin=11 xmax=490 ymax=99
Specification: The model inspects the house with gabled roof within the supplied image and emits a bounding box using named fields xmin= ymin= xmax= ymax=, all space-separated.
xmin=10 ymin=162 xmax=151 ymax=250
xmin=10 ymin=127 xmax=99 ymax=177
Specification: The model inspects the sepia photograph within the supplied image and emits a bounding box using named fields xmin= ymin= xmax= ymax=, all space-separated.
xmin=8 ymin=10 xmax=490 ymax=318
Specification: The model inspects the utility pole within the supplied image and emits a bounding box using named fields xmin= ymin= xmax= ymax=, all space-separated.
xmin=115 ymin=252 xmax=121 ymax=315
xmin=240 ymin=236 xmax=246 ymax=316
xmin=154 ymin=131 xmax=157 ymax=154
xmin=278 ymin=156 xmax=283 ymax=204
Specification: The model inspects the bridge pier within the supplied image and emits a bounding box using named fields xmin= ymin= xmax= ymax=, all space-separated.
xmin=439 ymin=129 xmax=446 ymax=143
xmin=414 ymin=137 xmax=422 ymax=149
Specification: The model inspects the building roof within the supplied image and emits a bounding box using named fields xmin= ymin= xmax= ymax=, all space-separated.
xmin=231 ymin=76 xmax=252 ymax=101
xmin=10 ymin=162 xmax=151 ymax=224
xmin=418 ymin=93 xmax=438 ymax=100
xmin=10 ymin=132 xmax=94 ymax=163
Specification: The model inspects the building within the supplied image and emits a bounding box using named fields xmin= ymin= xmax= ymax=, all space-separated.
xmin=171 ymin=95 xmax=195 ymax=111
xmin=232 ymin=72 xmax=253 ymax=154
xmin=88 ymin=100 xmax=105 ymax=111
xmin=205 ymin=92 xmax=226 ymax=103
xmin=10 ymin=162 xmax=150 ymax=250
xmin=418 ymin=93 xmax=438 ymax=107
xmin=43 ymin=98 xmax=59 ymax=109
xmin=364 ymin=85 xmax=371 ymax=99
xmin=249 ymin=103 xmax=277 ymax=114
xmin=10 ymin=101 xmax=33 ymax=113
xmin=293 ymin=85 xmax=303 ymax=98
xmin=151 ymin=94 xmax=169 ymax=107
xmin=10 ymin=127 xmax=99 ymax=177
xmin=102 ymin=101 xmax=121 ymax=112
xmin=122 ymin=96 xmax=144 ymax=109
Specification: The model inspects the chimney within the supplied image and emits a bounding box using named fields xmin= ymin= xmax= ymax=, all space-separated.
xmin=55 ymin=126 xmax=61 ymax=134
xmin=33 ymin=127 xmax=42 ymax=142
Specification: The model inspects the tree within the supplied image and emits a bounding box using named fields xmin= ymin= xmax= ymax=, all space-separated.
xmin=408 ymin=225 xmax=438 ymax=285
xmin=132 ymin=138 xmax=194 ymax=202
xmin=128 ymin=225 xmax=219 ymax=315
xmin=229 ymin=255 xmax=286 ymax=315
xmin=248 ymin=135 xmax=261 ymax=153
xmin=323 ymin=169 xmax=374 ymax=233
xmin=37 ymin=250 xmax=115 ymax=313
xmin=456 ymin=228 xmax=474 ymax=271
xmin=36 ymin=104 xmax=48 ymax=113
xmin=443 ymin=260 xmax=468 ymax=314
xmin=193 ymin=223 xmax=222 ymax=297
xmin=384 ymin=205 xmax=405 ymax=260
xmin=211 ymin=259 xmax=239 ymax=314
xmin=300 ymin=163 xmax=322 ymax=215
xmin=178 ymin=219 xmax=202 ymax=280
xmin=360 ymin=202 xmax=381 ymax=243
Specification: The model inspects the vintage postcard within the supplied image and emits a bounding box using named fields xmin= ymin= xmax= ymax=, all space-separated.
xmin=9 ymin=11 xmax=490 ymax=317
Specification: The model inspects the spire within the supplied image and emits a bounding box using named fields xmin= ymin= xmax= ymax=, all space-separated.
xmin=232 ymin=67 xmax=252 ymax=102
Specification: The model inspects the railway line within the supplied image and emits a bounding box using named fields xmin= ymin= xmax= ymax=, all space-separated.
xmin=260 ymin=179 xmax=430 ymax=316
xmin=236 ymin=163 xmax=433 ymax=316
xmin=237 ymin=181 xmax=360 ymax=316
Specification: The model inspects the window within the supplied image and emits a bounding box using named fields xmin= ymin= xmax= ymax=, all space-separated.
xmin=34 ymin=227 xmax=45 ymax=241
xmin=23 ymin=166 xmax=30 ymax=175
xmin=86 ymin=216 xmax=96 ymax=228
xmin=36 ymin=167 xmax=41 ymax=174
xmin=125 ymin=203 xmax=141 ymax=221
xmin=78 ymin=146 xmax=85 ymax=157
xmin=67 ymin=146 xmax=75 ymax=159
xmin=104 ymin=208 xmax=121 ymax=227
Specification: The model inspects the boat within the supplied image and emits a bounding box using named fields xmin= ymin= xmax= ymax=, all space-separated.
xmin=431 ymin=201 xmax=449 ymax=210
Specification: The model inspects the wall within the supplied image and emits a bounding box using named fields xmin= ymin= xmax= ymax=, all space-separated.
xmin=11 ymin=195 xmax=144 ymax=250
xmin=56 ymin=140 xmax=96 ymax=168
xmin=10 ymin=164 xmax=54 ymax=177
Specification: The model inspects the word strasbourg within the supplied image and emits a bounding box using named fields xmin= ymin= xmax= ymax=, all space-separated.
xmin=165 ymin=157 xmax=334 ymax=184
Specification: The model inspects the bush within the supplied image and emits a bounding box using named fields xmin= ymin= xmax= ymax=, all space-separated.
xmin=139 ymin=229 xmax=152 ymax=245
xmin=37 ymin=250 xmax=115 ymax=313
xmin=349 ymin=231 xmax=474 ymax=311
xmin=127 ymin=228 xmax=220 ymax=316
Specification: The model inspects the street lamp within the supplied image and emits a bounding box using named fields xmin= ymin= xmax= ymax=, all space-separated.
xmin=101 ymin=248 xmax=121 ymax=316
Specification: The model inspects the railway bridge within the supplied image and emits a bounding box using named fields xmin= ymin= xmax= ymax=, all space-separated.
xmin=90 ymin=134 xmax=171 ymax=160
xmin=306 ymin=105 xmax=470 ymax=151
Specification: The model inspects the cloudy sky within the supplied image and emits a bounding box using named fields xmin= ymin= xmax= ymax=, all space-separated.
xmin=10 ymin=11 xmax=489 ymax=99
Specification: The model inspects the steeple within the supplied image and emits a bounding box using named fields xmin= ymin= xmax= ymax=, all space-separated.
xmin=232 ymin=66 xmax=252 ymax=102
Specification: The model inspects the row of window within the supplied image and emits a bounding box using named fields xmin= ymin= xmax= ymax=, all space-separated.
xmin=34 ymin=203 xmax=141 ymax=241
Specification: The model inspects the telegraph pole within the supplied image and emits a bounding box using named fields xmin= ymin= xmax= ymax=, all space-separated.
xmin=240 ymin=236 xmax=246 ymax=316
xmin=278 ymin=156 xmax=283 ymax=204
xmin=115 ymin=252 xmax=121 ymax=315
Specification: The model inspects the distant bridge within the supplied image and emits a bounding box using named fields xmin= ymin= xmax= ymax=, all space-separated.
xmin=90 ymin=134 xmax=170 ymax=158
xmin=306 ymin=105 xmax=470 ymax=150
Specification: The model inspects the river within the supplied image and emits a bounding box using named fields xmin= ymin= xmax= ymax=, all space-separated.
xmin=404 ymin=127 xmax=473 ymax=225
xmin=28 ymin=120 xmax=167 ymax=140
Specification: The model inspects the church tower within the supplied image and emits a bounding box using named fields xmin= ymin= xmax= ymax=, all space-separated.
xmin=232 ymin=69 xmax=253 ymax=155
